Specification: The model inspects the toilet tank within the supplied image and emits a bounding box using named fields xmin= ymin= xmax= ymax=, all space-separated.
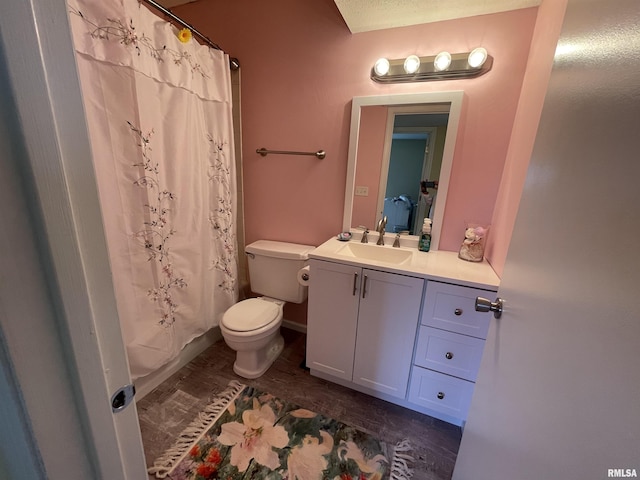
xmin=245 ymin=240 xmax=316 ymax=303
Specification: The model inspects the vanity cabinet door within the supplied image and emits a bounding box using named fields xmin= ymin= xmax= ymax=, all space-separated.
xmin=306 ymin=260 xmax=361 ymax=381
xmin=352 ymin=269 xmax=424 ymax=399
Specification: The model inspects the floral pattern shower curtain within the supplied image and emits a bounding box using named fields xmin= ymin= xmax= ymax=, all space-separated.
xmin=68 ymin=0 xmax=237 ymax=379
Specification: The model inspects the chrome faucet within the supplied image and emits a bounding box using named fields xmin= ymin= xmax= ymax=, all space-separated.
xmin=376 ymin=216 xmax=388 ymax=245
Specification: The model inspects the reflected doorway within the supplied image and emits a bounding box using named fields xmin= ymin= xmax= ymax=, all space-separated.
xmin=379 ymin=110 xmax=449 ymax=235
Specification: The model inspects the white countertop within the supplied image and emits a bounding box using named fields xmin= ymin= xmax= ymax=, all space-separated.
xmin=308 ymin=236 xmax=501 ymax=291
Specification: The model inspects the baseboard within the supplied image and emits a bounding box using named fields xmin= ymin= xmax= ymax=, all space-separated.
xmin=134 ymin=327 xmax=222 ymax=400
xmin=282 ymin=319 xmax=307 ymax=333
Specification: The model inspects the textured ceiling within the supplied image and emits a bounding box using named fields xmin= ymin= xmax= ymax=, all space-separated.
xmin=333 ymin=0 xmax=542 ymax=33
xmin=157 ymin=0 xmax=542 ymax=33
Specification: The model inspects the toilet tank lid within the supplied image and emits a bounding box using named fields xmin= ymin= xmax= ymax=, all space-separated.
xmin=245 ymin=240 xmax=316 ymax=260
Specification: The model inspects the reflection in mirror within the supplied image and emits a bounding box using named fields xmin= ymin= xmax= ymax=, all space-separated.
xmin=380 ymin=109 xmax=449 ymax=235
xmin=344 ymin=92 xmax=464 ymax=251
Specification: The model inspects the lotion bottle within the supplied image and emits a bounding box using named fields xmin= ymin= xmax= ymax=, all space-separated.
xmin=418 ymin=218 xmax=432 ymax=252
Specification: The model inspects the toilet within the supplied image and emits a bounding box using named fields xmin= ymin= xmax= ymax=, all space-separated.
xmin=221 ymin=240 xmax=315 ymax=379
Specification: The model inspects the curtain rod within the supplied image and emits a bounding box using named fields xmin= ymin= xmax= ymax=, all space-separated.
xmin=140 ymin=0 xmax=240 ymax=70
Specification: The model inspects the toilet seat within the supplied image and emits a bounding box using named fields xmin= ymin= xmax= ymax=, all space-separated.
xmin=222 ymin=298 xmax=280 ymax=332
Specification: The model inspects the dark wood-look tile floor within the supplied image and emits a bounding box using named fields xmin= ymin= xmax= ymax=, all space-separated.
xmin=137 ymin=329 xmax=462 ymax=480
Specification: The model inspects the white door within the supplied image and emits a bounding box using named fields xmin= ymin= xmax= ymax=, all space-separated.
xmin=453 ymin=1 xmax=640 ymax=478
xmin=353 ymin=269 xmax=423 ymax=398
xmin=306 ymin=260 xmax=361 ymax=380
xmin=1 ymin=1 xmax=147 ymax=478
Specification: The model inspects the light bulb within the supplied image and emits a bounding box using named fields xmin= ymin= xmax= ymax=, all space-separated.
xmin=403 ymin=55 xmax=421 ymax=74
xmin=468 ymin=47 xmax=488 ymax=68
xmin=373 ymin=58 xmax=390 ymax=76
xmin=434 ymin=51 xmax=452 ymax=71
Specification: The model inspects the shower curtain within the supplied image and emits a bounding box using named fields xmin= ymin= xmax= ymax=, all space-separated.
xmin=67 ymin=0 xmax=238 ymax=379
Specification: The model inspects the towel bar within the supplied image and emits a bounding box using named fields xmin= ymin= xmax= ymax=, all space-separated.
xmin=256 ymin=147 xmax=325 ymax=159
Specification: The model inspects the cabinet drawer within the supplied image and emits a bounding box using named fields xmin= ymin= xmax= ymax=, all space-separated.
xmin=421 ymin=281 xmax=492 ymax=339
xmin=414 ymin=326 xmax=485 ymax=382
xmin=408 ymin=366 xmax=474 ymax=420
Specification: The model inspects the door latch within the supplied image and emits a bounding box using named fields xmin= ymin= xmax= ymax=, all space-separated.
xmin=111 ymin=384 xmax=136 ymax=413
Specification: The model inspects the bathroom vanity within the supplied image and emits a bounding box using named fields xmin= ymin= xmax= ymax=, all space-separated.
xmin=306 ymin=235 xmax=500 ymax=426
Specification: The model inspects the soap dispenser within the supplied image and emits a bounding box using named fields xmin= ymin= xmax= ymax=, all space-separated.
xmin=418 ymin=218 xmax=432 ymax=252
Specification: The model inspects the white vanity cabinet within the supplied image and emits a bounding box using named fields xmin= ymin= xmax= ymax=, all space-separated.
xmin=306 ymin=259 xmax=424 ymax=399
xmin=305 ymin=238 xmax=500 ymax=426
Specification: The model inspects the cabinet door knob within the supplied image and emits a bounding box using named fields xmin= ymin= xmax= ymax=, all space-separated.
xmin=454 ymin=308 xmax=463 ymax=316
xmin=445 ymin=352 xmax=454 ymax=360
xmin=437 ymin=392 xmax=445 ymax=400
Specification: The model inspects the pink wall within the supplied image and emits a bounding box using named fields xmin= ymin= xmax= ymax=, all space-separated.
xmin=352 ymin=105 xmax=387 ymax=229
xmin=485 ymin=0 xmax=568 ymax=276
xmin=176 ymin=0 xmax=538 ymax=254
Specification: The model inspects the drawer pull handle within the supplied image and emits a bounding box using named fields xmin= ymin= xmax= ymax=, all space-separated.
xmin=454 ymin=308 xmax=463 ymax=316
xmin=445 ymin=352 xmax=454 ymax=360
xmin=352 ymin=273 xmax=358 ymax=296
xmin=437 ymin=392 xmax=445 ymax=400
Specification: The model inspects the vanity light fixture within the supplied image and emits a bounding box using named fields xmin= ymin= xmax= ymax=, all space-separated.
xmin=373 ymin=57 xmax=390 ymax=76
xmin=403 ymin=54 xmax=421 ymax=74
xmin=433 ymin=51 xmax=452 ymax=71
xmin=467 ymin=47 xmax=488 ymax=68
xmin=371 ymin=48 xmax=493 ymax=83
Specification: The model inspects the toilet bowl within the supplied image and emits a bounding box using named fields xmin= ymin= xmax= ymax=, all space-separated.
xmin=220 ymin=297 xmax=285 ymax=379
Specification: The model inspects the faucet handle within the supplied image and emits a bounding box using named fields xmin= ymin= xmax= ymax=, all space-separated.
xmin=358 ymin=226 xmax=369 ymax=243
xmin=393 ymin=233 xmax=401 ymax=248
xmin=393 ymin=231 xmax=409 ymax=247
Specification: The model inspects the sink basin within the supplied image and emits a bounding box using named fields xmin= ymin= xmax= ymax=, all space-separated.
xmin=337 ymin=242 xmax=413 ymax=265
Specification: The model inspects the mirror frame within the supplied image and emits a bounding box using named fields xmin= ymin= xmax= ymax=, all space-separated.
xmin=343 ymin=91 xmax=464 ymax=251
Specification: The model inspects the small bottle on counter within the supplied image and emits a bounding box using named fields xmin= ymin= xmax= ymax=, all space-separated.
xmin=418 ymin=218 xmax=432 ymax=252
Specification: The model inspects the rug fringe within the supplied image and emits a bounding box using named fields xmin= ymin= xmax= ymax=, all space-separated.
xmin=390 ymin=439 xmax=414 ymax=480
xmin=147 ymin=380 xmax=246 ymax=478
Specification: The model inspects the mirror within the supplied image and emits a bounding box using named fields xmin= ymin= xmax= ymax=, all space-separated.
xmin=378 ymin=107 xmax=450 ymax=235
xmin=343 ymin=91 xmax=464 ymax=251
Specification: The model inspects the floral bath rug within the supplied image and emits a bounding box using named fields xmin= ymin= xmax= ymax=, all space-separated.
xmin=148 ymin=381 xmax=413 ymax=479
